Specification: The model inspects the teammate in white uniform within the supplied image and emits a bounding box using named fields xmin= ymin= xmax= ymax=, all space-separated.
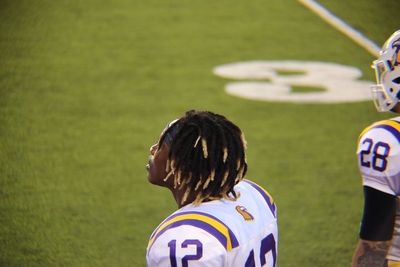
xmin=146 ymin=110 xmax=278 ymax=267
xmin=352 ymin=30 xmax=400 ymax=267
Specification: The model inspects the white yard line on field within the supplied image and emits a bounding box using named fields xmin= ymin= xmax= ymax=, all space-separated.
xmin=298 ymin=0 xmax=381 ymax=57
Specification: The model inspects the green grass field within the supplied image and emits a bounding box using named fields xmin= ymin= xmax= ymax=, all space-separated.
xmin=1 ymin=0 xmax=399 ymax=266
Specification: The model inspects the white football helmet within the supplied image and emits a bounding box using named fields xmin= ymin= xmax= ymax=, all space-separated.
xmin=371 ymin=30 xmax=400 ymax=112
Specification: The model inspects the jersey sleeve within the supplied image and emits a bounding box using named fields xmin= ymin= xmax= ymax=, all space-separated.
xmin=357 ymin=120 xmax=400 ymax=196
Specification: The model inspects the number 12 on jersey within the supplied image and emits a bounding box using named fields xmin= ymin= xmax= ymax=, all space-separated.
xmin=168 ymin=239 xmax=202 ymax=267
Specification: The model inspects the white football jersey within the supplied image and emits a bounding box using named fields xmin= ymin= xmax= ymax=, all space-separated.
xmin=146 ymin=180 xmax=278 ymax=267
xmin=357 ymin=117 xmax=400 ymax=261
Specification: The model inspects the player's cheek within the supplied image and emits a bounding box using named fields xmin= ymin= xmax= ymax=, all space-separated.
xmin=148 ymin=159 xmax=167 ymax=186
xmin=147 ymin=160 xmax=157 ymax=183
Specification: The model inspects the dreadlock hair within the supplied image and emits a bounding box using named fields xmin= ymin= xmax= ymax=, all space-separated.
xmin=158 ymin=110 xmax=248 ymax=206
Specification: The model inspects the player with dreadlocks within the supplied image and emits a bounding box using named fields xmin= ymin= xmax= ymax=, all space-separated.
xmin=146 ymin=110 xmax=278 ymax=267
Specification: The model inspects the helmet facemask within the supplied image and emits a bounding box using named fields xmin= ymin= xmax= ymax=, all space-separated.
xmin=370 ymin=30 xmax=400 ymax=112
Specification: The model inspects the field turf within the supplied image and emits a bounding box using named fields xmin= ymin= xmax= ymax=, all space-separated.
xmin=1 ymin=0 xmax=399 ymax=266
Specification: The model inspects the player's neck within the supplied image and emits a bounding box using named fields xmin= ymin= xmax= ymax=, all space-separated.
xmin=170 ymin=188 xmax=195 ymax=208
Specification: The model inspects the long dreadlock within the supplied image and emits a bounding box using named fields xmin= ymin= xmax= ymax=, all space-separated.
xmin=158 ymin=110 xmax=248 ymax=206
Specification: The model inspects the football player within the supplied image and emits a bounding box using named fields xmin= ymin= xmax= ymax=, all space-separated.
xmin=146 ymin=110 xmax=278 ymax=267
xmin=352 ymin=30 xmax=400 ymax=267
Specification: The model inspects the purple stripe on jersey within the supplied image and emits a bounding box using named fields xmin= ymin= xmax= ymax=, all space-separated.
xmin=373 ymin=125 xmax=400 ymax=143
xmin=177 ymin=211 xmax=239 ymax=248
xmin=243 ymin=180 xmax=276 ymax=217
xmin=149 ymin=211 xmax=196 ymax=240
xmin=151 ymin=211 xmax=239 ymax=248
xmin=149 ymin=219 xmax=229 ymax=252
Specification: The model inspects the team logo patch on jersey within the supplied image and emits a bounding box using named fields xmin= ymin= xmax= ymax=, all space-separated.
xmin=235 ymin=205 xmax=254 ymax=221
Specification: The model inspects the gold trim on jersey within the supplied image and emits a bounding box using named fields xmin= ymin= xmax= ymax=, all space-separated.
xmin=147 ymin=212 xmax=236 ymax=251
xmin=387 ymin=260 xmax=400 ymax=267
xmin=359 ymin=120 xmax=400 ymax=140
